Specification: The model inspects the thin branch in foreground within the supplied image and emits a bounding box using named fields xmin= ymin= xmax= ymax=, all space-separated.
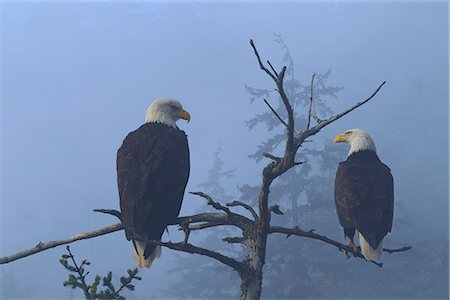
xmin=263 ymin=98 xmax=288 ymax=128
xmin=307 ymin=73 xmax=316 ymax=129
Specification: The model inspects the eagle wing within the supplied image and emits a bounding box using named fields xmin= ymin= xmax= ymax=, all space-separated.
xmin=334 ymin=159 xmax=394 ymax=248
xmin=117 ymin=123 xmax=190 ymax=241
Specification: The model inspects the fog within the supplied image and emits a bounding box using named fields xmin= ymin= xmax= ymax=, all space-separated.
xmin=1 ymin=2 xmax=448 ymax=299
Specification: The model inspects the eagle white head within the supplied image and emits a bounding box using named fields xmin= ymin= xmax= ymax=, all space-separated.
xmin=145 ymin=99 xmax=191 ymax=128
xmin=334 ymin=128 xmax=376 ymax=156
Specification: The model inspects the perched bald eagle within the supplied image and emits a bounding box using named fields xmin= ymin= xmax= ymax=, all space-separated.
xmin=117 ymin=99 xmax=190 ymax=268
xmin=334 ymin=129 xmax=394 ymax=262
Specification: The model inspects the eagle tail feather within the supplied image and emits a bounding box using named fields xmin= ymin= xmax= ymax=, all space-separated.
xmin=358 ymin=232 xmax=383 ymax=262
xmin=132 ymin=240 xmax=162 ymax=268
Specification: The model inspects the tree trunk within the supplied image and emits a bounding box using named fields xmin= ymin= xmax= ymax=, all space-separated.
xmin=239 ymin=227 xmax=267 ymax=300
xmin=239 ymin=267 xmax=262 ymax=300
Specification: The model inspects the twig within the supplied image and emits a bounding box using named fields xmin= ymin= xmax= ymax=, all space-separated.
xmin=178 ymin=219 xmax=191 ymax=244
xmin=263 ymin=98 xmax=288 ymax=128
xmin=262 ymin=152 xmax=282 ymax=162
xmin=93 ymin=209 xmax=122 ymax=221
xmin=267 ymin=60 xmax=278 ymax=77
xmin=227 ymin=201 xmax=259 ymax=220
xmin=190 ymin=191 xmax=232 ymax=215
xmin=307 ymin=73 xmax=316 ymax=129
xmin=250 ymin=39 xmax=277 ymax=82
xmin=384 ymin=246 xmax=412 ymax=254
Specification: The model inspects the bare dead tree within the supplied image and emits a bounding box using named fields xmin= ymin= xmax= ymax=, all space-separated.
xmin=0 ymin=40 xmax=411 ymax=300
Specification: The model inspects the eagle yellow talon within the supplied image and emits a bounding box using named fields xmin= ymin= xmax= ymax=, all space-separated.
xmin=348 ymin=239 xmax=359 ymax=256
xmin=344 ymin=239 xmax=359 ymax=258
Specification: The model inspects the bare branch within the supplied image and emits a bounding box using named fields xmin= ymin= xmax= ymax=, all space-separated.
xmin=1 ymin=221 xmax=245 ymax=273
xmin=383 ymin=246 xmax=413 ymax=254
xmin=277 ymin=80 xmax=295 ymax=155
xmin=177 ymin=212 xmax=230 ymax=225
xmin=262 ymin=152 xmax=282 ymax=162
xmin=227 ymin=201 xmax=259 ymax=220
xmin=295 ymin=81 xmax=386 ymax=148
xmin=315 ymin=81 xmax=386 ymax=130
xmin=266 ymin=60 xmax=278 ymax=77
xmin=250 ymin=39 xmax=278 ymax=82
xmin=278 ymin=66 xmax=287 ymax=84
xmin=269 ymin=225 xmax=411 ymax=268
xmin=263 ymin=98 xmax=288 ymax=128
xmin=185 ymin=222 xmax=228 ymax=231
xmin=93 ymin=209 xmax=122 ymax=221
xmin=190 ymin=191 xmax=232 ymax=215
xmin=145 ymin=239 xmax=245 ymax=272
xmin=93 ymin=208 xmax=240 ymax=229
xmin=1 ymin=205 xmax=255 ymax=266
xmin=223 ymin=237 xmax=245 ymax=244
xmin=250 ymin=40 xmax=293 ymax=156
xmin=0 ymin=223 xmax=124 ymax=264
xmin=307 ymin=73 xmax=316 ymax=129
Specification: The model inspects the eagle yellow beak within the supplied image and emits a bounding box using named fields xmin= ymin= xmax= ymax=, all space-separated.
xmin=176 ymin=109 xmax=191 ymax=123
xmin=334 ymin=133 xmax=347 ymax=144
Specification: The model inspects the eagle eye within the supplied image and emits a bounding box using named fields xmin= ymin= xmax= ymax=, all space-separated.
xmin=345 ymin=131 xmax=352 ymax=135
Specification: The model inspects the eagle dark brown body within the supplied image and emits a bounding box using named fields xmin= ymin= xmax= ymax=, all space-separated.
xmin=334 ymin=150 xmax=394 ymax=250
xmin=117 ymin=122 xmax=190 ymax=260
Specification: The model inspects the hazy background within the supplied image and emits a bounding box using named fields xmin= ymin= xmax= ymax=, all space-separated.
xmin=1 ymin=2 xmax=448 ymax=299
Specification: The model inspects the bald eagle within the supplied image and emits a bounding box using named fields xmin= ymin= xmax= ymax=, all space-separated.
xmin=117 ymin=99 xmax=190 ymax=268
xmin=334 ymin=129 xmax=394 ymax=262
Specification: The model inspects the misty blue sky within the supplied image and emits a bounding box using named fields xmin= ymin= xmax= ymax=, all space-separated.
xmin=1 ymin=2 xmax=448 ymax=299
